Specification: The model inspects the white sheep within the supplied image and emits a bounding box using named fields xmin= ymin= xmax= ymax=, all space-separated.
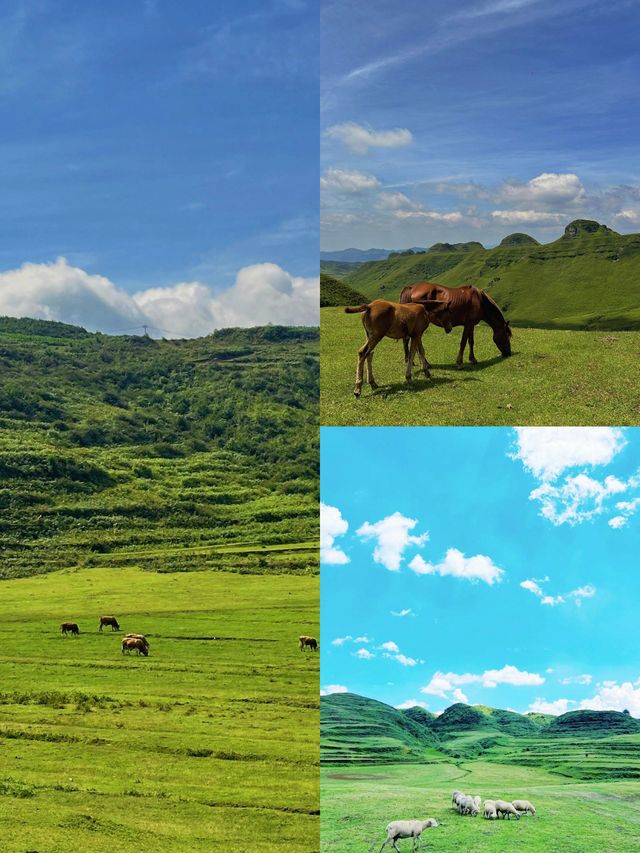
xmin=451 ymin=790 xmax=463 ymax=807
xmin=512 ymin=799 xmax=536 ymax=815
xmin=495 ymin=800 xmax=520 ymax=820
xmin=379 ymin=819 xmax=439 ymax=852
xmin=483 ymin=800 xmax=497 ymax=820
xmin=457 ymin=795 xmax=479 ymax=816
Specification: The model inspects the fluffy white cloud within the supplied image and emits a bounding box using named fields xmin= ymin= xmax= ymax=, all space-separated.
xmin=609 ymin=515 xmax=628 ymax=529
xmin=376 ymin=191 xmax=417 ymax=210
xmin=320 ymin=503 xmax=350 ymax=565
xmin=530 ymin=473 xmax=630 ymax=526
xmin=541 ymin=595 xmax=564 ymax=607
xmin=393 ymin=209 xmax=466 ymax=223
xmin=320 ymin=168 xmax=381 ymax=193
xmin=528 ymin=698 xmax=574 ymax=715
xmin=510 ymin=428 xmax=626 ymax=482
xmin=0 ymin=258 xmax=318 ymax=337
xmin=490 ymin=210 xmax=566 ymax=224
xmin=393 ymin=653 xmax=419 ymax=667
xmin=609 ymin=497 xmax=640 ymax=529
xmin=580 ymin=678 xmax=640 ymax=717
xmin=409 ymin=548 xmax=504 ymax=585
xmin=421 ymin=665 xmax=544 ymax=698
xmin=497 ymin=172 xmax=586 ymax=208
xmin=355 ymin=648 xmax=375 ymax=660
xmin=452 ymin=688 xmax=469 ymax=704
xmin=391 ymin=608 xmax=413 ymax=617
xmin=325 ymin=122 xmax=413 ymax=154
xmin=523 ymin=578 xmax=595 ymax=608
xmin=379 ymin=641 xmax=400 ymax=653
xmin=320 ymin=684 xmax=349 ymax=696
xmin=560 ymin=674 xmax=592 ymax=686
xmin=331 ymin=635 xmax=353 ymax=646
xmin=520 ymin=579 xmax=543 ymax=596
xmin=569 ymin=584 xmax=596 ymax=606
xmin=614 ymin=208 xmax=640 ymax=223
xmin=356 ymin=512 xmax=428 ymax=571
xmin=395 ymin=699 xmax=428 ymax=710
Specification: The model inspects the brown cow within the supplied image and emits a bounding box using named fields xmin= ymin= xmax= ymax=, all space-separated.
xmin=99 ymin=616 xmax=120 ymax=632
xmin=61 ymin=622 xmax=79 ymax=636
xmin=345 ymin=298 xmax=452 ymax=397
xmin=299 ymin=635 xmax=318 ymax=652
xmin=121 ymin=637 xmax=149 ymax=656
xmin=399 ymin=283 xmax=512 ymax=367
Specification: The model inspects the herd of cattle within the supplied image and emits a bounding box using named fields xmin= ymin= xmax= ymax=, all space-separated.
xmin=60 ymin=616 xmax=150 ymax=656
xmin=379 ymin=791 xmax=537 ymax=851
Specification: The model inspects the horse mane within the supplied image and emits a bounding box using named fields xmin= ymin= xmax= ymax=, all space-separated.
xmin=479 ymin=289 xmax=507 ymax=328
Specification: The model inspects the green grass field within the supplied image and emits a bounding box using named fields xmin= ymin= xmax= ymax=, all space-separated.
xmin=0 ymin=566 xmax=319 ymax=852
xmin=321 ymin=307 xmax=640 ymax=426
xmin=321 ymin=760 xmax=640 ymax=852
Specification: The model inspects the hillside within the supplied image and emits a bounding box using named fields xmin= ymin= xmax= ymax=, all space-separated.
xmin=0 ymin=319 xmax=319 ymax=579
xmin=320 ymin=248 xmax=390 ymax=263
xmin=320 ymin=272 xmax=367 ymax=307
xmin=335 ymin=220 xmax=640 ymax=330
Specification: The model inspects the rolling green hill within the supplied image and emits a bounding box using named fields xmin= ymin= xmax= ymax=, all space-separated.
xmin=334 ymin=220 xmax=640 ymax=330
xmin=0 ymin=319 xmax=319 ymax=579
xmin=320 ymin=272 xmax=367 ymax=307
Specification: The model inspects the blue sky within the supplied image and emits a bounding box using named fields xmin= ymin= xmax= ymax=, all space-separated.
xmin=321 ymin=0 xmax=640 ymax=249
xmin=321 ymin=427 xmax=640 ymax=717
xmin=0 ymin=0 xmax=318 ymax=335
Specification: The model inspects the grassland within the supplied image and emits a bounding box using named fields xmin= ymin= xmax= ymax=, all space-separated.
xmin=0 ymin=567 xmax=319 ymax=852
xmin=320 ymin=695 xmax=640 ymax=851
xmin=320 ymin=272 xmax=367 ymax=308
xmin=321 ymin=307 xmax=640 ymax=426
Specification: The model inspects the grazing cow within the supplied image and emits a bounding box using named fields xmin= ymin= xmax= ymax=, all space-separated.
xmin=61 ymin=622 xmax=79 ymax=636
xmin=99 ymin=616 xmax=120 ymax=632
xmin=122 ymin=637 xmax=149 ymax=657
xmin=299 ymin=635 xmax=318 ymax=652
xmin=345 ymin=298 xmax=452 ymax=397
xmin=124 ymin=633 xmax=149 ymax=650
xmin=399 ymin=282 xmax=512 ymax=367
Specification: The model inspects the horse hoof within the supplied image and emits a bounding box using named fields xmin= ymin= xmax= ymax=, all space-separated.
xmin=354 ymin=391 xmax=361 ymax=398
xmin=455 ymin=363 xmax=464 ymax=370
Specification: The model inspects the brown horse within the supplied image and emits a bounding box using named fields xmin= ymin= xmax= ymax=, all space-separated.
xmin=399 ymin=283 xmax=512 ymax=367
xmin=61 ymin=622 xmax=79 ymax=636
xmin=99 ymin=616 xmax=120 ymax=632
xmin=345 ymin=298 xmax=452 ymax=397
xmin=299 ymin=635 xmax=318 ymax=651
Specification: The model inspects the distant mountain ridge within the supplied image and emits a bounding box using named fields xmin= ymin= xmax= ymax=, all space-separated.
xmin=325 ymin=220 xmax=640 ymax=330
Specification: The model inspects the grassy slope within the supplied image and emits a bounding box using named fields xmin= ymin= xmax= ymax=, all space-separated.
xmin=338 ymin=224 xmax=640 ymax=330
xmin=0 ymin=322 xmax=318 ymax=578
xmin=321 ymin=307 xmax=640 ymax=426
xmin=0 ymin=567 xmax=319 ymax=852
xmin=319 ymin=273 xmax=367 ymax=308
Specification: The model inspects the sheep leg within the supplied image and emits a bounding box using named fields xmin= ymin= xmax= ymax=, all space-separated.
xmin=378 ymin=838 xmax=391 ymax=853
xmin=392 ymin=840 xmax=402 ymax=853
xmin=417 ymin=337 xmax=431 ymax=379
xmin=467 ymin=325 xmax=478 ymax=364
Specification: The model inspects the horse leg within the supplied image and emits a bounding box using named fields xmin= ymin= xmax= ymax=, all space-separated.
xmin=354 ymin=341 xmax=368 ymax=398
xmin=456 ymin=327 xmax=470 ymax=369
xmin=417 ymin=337 xmax=431 ymax=379
xmin=467 ymin=325 xmax=478 ymax=364
xmin=403 ymin=336 xmax=410 ymax=364
xmin=406 ymin=337 xmax=418 ymax=384
xmin=366 ymin=349 xmax=378 ymax=390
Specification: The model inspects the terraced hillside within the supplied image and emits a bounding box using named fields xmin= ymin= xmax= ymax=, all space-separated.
xmin=0 ymin=320 xmax=318 ymax=579
xmin=334 ymin=220 xmax=640 ymax=330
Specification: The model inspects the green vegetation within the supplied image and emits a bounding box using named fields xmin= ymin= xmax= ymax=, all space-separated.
xmin=0 ymin=319 xmax=318 ymax=578
xmin=321 ymin=307 xmax=640 ymax=425
xmin=320 ymin=273 xmax=367 ymax=308
xmin=321 ymin=693 xmax=640 ymax=851
xmin=0 ymin=567 xmax=319 ymax=852
xmin=332 ymin=219 xmax=640 ymax=330
xmin=320 ymin=260 xmax=363 ymax=279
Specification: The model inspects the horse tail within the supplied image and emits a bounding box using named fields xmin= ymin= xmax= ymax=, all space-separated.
xmin=398 ymin=285 xmax=413 ymax=304
xmin=344 ymin=304 xmax=370 ymax=314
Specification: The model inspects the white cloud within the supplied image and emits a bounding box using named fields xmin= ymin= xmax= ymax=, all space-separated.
xmin=388 ymin=653 xmax=419 ymax=667
xmin=356 ymin=512 xmax=428 ymax=571
xmin=510 ymin=428 xmax=626 ymax=482
xmin=421 ymin=665 xmax=543 ymax=698
xmin=560 ymin=674 xmax=592 ymax=686
xmin=497 ymin=172 xmax=586 ymax=208
xmin=523 ymin=578 xmax=595 ymax=608
xmin=520 ymin=579 xmax=543 ymax=596
xmin=395 ymin=699 xmax=429 ymax=710
xmin=541 ymin=595 xmax=565 ymax=607
xmin=452 ymin=688 xmax=469 ymax=704
xmin=320 ymin=168 xmax=381 ymax=193
xmin=355 ymin=648 xmax=375 ymax=660
xmin=354 ymin=636 xmax=371 ymax=644
xmin=379 ymin=641 xmax=400 ymax=653
xmin=391 ymin=608 xmax=413 ymax=617
xmin=376 ymin=191 xmax=417 ymax=210
xmin=320 ymin=684 xmax=349 ymax=696
xmin=528 ymin=698 xmax=574 ymax=715
xmin=490 ymin=209 xmax=566 ymax=224
xmin=569 ymin=584 xmax=596 ymax=606
xmin=580 ymin=678 xmax=640 ymax=717
xmin=409 ymin=548 xmax=504 ymax=585
xmin=0 ymin=258 xmax=318 ymax=337
xmin=609 ymin=497 xmax=640 ymax=529
xmin=325 ymin=122 xmax=413 ymax=154
xmin=331 ymin=635 xmax=353 ymax=646
xmin=530 ymin=473 xmax=630 ymax=526
xmin=393 ymin=209 xmax=466 ymax=224
xmin=320 ymin=503 xmax=350 ymax=565
xmin=609 ymin=515 xmax=628 ymax=529
xmin=614 ymin=208 xmax=640 ymax=223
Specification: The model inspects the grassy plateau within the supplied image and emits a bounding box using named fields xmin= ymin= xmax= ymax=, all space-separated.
xmin=321 ymin=694 xmax=640 ymax=852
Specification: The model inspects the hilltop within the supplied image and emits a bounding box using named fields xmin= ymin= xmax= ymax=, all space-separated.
xmin=0 ymin=318 xmax=319 ymax=579
xmin=330 ymin=220 xmax=640 ymax=330
xmin=320 ymin=272 xmax=367 ymax=307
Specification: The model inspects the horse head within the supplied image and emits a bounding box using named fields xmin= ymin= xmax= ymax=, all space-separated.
xmin=493 ymin=320 xmax=512 ymax=357
xmin=419 ymin=299 xmax=454 ymax=333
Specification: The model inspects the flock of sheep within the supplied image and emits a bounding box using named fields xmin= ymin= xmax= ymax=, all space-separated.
xmin=379 ymin=791 xmax=537 ymax=851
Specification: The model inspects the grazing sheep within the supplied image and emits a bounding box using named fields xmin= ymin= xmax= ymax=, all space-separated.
xmin=483 ymin=800 xmax=497 ymax=820
xmin=121 ymin=637 xmax=149 ymax=657
xmin=512 ymin=799 xmax=536 ymax=815
xmin=451 ymin=790 xmax=463 ymax=807
xmin=495 ymin=800 xmax=520 ymax=820
xmin=379 ymin=819 xmax=438 ymax=852
xmin=456 ymin=795 xmax=479 ymax=816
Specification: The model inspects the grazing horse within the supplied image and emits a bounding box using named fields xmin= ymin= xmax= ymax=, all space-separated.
xmin=122 ymin=637 xmax=149 ymax=656
xmin=345 ymin=298 xmax=452 ymax=397
xmin=299 ymin=635 xmax=318 ymax=652
xmin=399 ymin=283 xmax=512 ymax=367
xmin=61 ymin=622 xmax=79 ymax=636
xmin=99 ymin=616 xmax=120 ymax=632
